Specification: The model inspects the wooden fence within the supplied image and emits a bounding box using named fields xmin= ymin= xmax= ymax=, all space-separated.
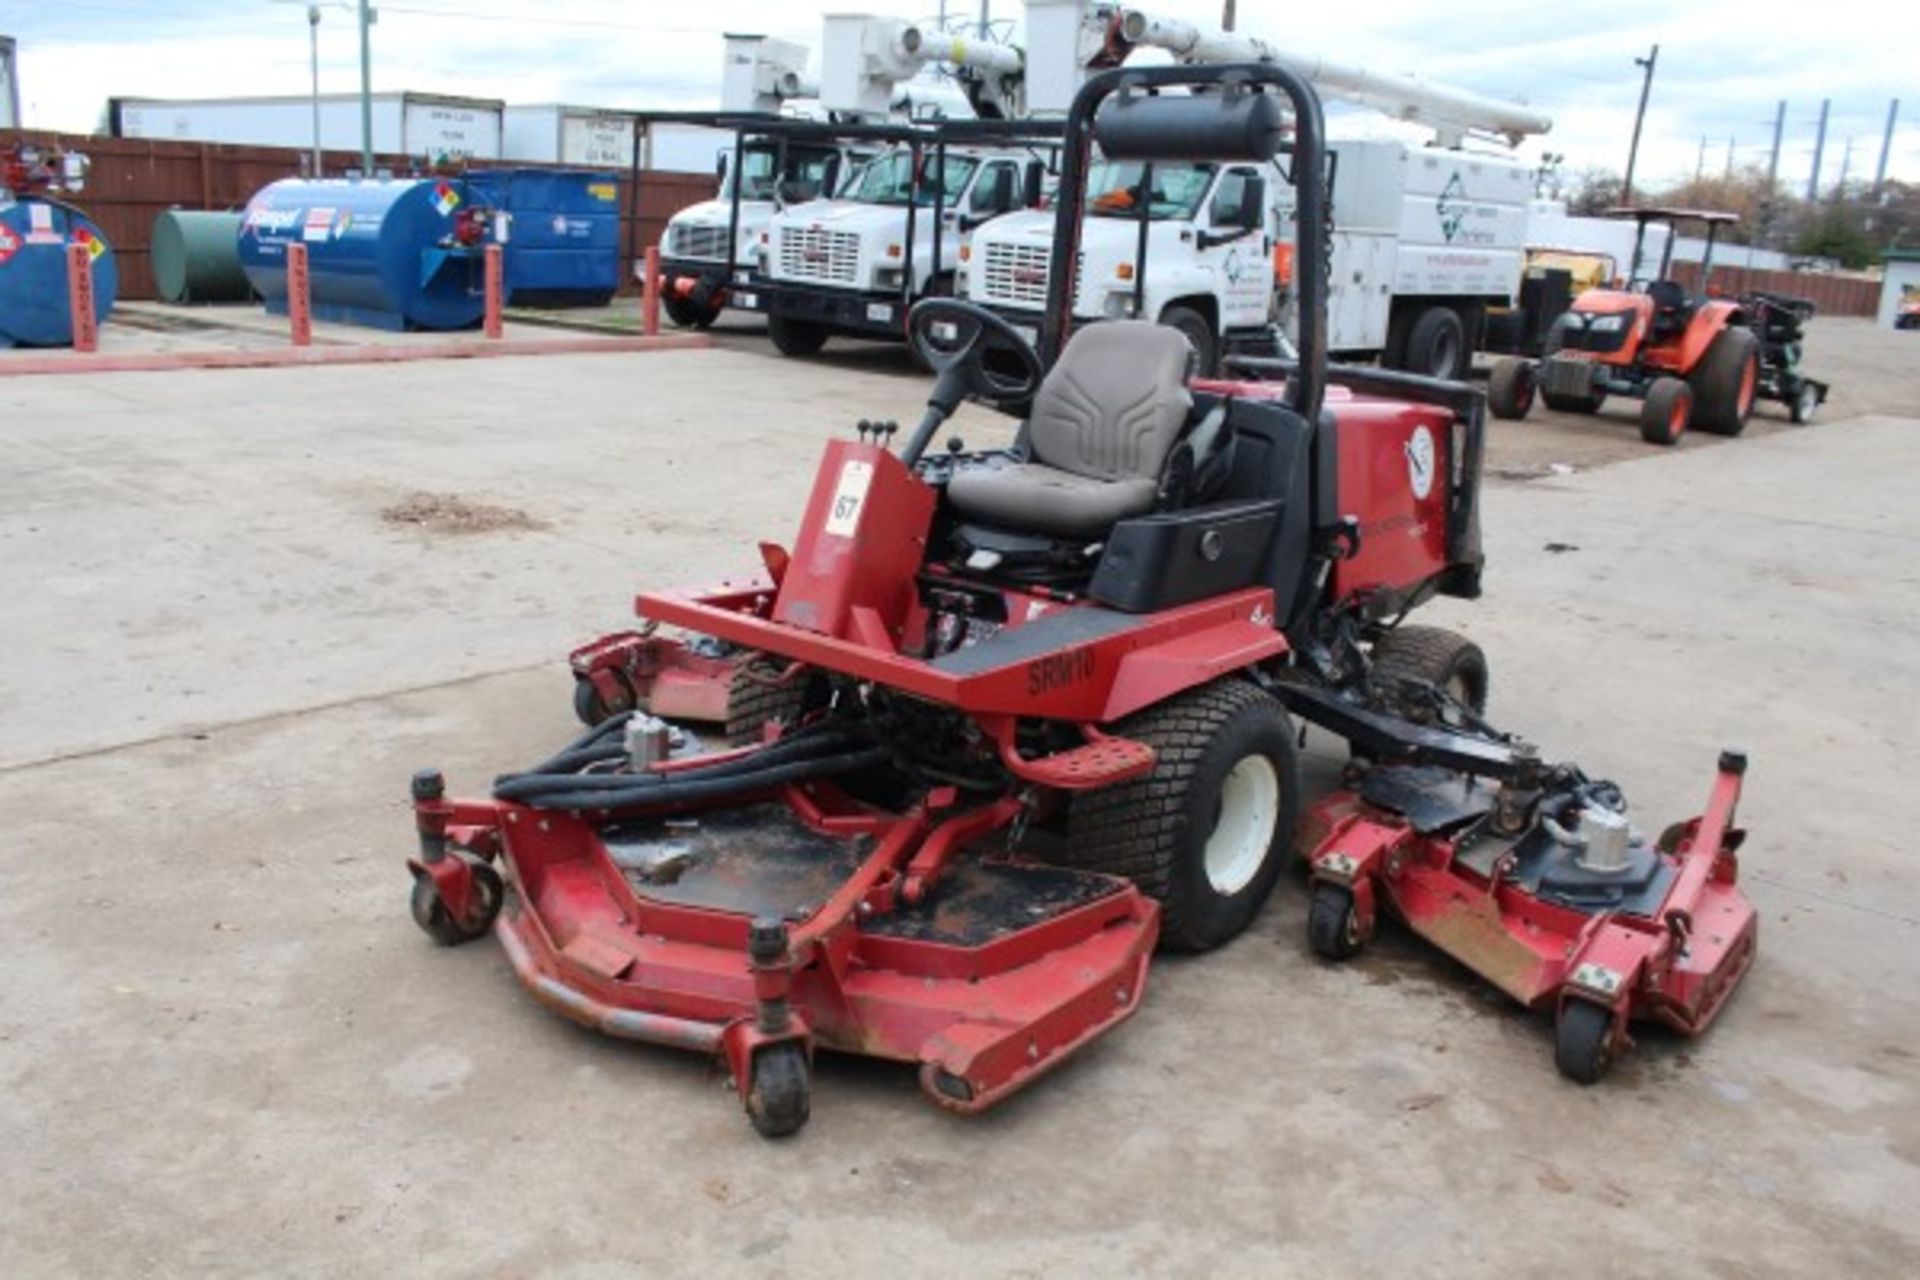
xmin=2 ymin=129 xmax=715 ymax=301
xmin=1671 ymin=260 xmax=1880 ymax=318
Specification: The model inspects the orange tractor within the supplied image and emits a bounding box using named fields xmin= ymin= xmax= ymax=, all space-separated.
xmin=1487 ymin=208 xmax=1762 ymax=445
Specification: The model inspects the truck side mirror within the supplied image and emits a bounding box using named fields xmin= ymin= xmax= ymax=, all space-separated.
xmin=1022 ymin=161 xmax=1044 ymax=209
xmin=1236 ymin=179 xmax=1266 ymax=231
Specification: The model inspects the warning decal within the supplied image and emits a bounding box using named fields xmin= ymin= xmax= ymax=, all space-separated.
xmin=0 ymin=223 xmax=19 ymax=266
xmin=303 ymin=207 xmax=336 ymax=242
xmin=432 ymin=181 xmax=461 ymax=217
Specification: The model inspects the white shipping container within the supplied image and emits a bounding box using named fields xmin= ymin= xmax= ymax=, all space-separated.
xmin=504 ymin=104 xmax=637 ymax=168
xmin=111 ymin=92 xmax=504 ymax=160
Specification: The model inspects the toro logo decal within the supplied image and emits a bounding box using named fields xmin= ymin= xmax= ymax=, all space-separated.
xmin=1027 ymin=647 xmax=1096 ymax=697
xmin=1405 ymin=425 xmax=1437 ymax=501
xmin=1436 ymin=172 xmax=1467 ymax=243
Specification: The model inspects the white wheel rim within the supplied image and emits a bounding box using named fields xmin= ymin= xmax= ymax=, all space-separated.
xmin=1204 ymin=754 xmax=1280 ymax=895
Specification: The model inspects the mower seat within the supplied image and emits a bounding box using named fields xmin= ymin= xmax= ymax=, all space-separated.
xmin=947 ymin=322 xmax=1192 ymax=539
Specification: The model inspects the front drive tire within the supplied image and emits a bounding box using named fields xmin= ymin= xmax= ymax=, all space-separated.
xmin=1067 ymin=679 xmax=1301 ymax=952
xmin=1487 ymin=357 xmax=1536 ymax=420
xmin=1639 ymin=376 xmax=1692 ymax=446
xmin=767 ymin=314 xmax=830 ymax=357
xmin=664 ymin=292 xmax=721 ymax=330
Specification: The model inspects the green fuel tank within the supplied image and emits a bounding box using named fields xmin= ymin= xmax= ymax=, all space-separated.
xmin=151 ymin=209 xmax=252 ymax=304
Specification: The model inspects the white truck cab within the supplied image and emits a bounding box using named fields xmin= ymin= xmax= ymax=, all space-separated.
xmin=743 ymin=141 xmax=1047 ymax=356
xmin=965 ymin=138 xmax=1534 ymax=379
xmin=658 ymin=138 xmax=873 ymax=329
xmin=964 ymin=157 xmax=1279 ymax=372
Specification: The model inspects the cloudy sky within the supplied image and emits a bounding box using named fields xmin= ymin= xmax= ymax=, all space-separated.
xmin=7 ymin=0 xmax=1915 ymax=190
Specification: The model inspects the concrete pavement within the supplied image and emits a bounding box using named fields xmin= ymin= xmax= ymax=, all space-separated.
xmin=1 ymin=346 xmax=1916 ymax=1277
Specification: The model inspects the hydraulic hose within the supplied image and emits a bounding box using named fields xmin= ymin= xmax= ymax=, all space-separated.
xmin=492 ymin=717 xmax=885 ymax=816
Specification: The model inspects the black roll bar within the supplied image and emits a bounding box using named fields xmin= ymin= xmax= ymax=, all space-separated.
xmin=1040 ymin=63 xmax=1329 ymax=423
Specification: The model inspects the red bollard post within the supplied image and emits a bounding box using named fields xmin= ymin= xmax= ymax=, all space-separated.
xmin=642 ymin=245 xmax=661 ymax=337
xmin=287 ymin=242 xmax=313 ymax=348
xmin=66 ymin=243 xmax=99 ymax=354
xmin=484 ymin=243 xmax=505 ymax=339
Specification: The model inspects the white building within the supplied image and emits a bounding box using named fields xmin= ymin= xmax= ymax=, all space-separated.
xmin=110 ymin=92 xmax=505 ymax=161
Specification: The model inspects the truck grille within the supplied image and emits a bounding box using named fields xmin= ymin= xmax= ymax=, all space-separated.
xmin=979 ymin=242 xmax=1053 ymax=306
xmin=669 ymin=223 xmax=732 ymax=261
xmin=776 ymin=227 xmax=860 ymax=286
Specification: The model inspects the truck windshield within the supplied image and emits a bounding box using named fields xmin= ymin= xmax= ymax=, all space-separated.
xmin=1085 ymin=161 xmax=1216 ymax=220
xmin=845 ymin=151 xmax=981 ymax=207
xmin=726 ymin=145 xmax=843 ymax=203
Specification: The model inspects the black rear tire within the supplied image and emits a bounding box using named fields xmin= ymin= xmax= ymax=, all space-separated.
xmin=664 ymin=292 xmax=720 ymax=330
xmin=1159 ymin=304 xmax=1218 ymax=377
xmin=1371 ymin=625 xmax=1490 ymax=718
xmin=1306 ymin=882 xmax=1364 ymax=960
xmin=409 ymin=861 xmax=502 ymax=947
xmin=1067 ymin=679 xmax=1300 ymax=951
xmin=1554 ymin=999 xmax=1616 ymax=1085
xmin=1689 ymin=328 xmax=1761 ymax=436
xmin=768 ymin=314 xmax=829 ymax=357
xmin=1640 ymin=377 xmax=1692 ymax=446
xmin=724 ymin=657 xmax=810 ymax=747
xmin=1400 ymin=306 xmax=1468 ymax=381
xmin=1487 ymin=357 xmax=1536 ymax=420
xmin=1541 ymin=384 xmax=1608 ymax=414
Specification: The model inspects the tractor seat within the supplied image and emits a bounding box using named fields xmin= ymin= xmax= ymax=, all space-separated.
xmin=1646 ymin=279 xmax=1695 ymax=337
xmin=947 ymin=321 xmax=1192 ymax=539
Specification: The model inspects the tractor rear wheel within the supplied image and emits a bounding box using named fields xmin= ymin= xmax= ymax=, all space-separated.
xmin=768 ymin=315 xmax=829 ymax=357
xmin=1689 ymin=328 xmax=1761 ymax=435
xmin=1067 ymin=679 xmax=1300 ymax=951
xmin=1639 ymin=377 xmax=1692 ymax=446
xmin=1370 ymin=625 xmax=1490 ymax=719
xmin=1487 ymin=357 xmax=1536 ymax=420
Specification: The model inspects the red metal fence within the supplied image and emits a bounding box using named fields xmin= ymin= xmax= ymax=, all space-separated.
xmin=2 ymin=128 xmax=716 ymax=302
xmin=1671 ymin=260 xmax=1880 ymax=318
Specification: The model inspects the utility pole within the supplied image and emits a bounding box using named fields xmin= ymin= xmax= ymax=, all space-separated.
xmin=1762 ymin=101 xmax=1786 ymax=250
xmin=1836 ymin=136 xmax=1854 ymax=194
xmin=358 ymin=0 xmax=375 ymax=173
xmin=1765 ymin=100 xmax=1785 ymax=191
xmin=1622 ymin=44 xmax=1659 ymax=205
xmin=1724 ymin=135 xmax=1734 ymax=181
xmin=1222 ymin=0 xmax=1237 ymax=30
xmin=308 ymin=6 xmax=323 ymax=175
xmin=1874 ymin=99 xmax=1901 ymax=198
xmin=978 ymin=1 xmax=989 ymax=38
xmin=1695 ymin=135 xmax=1707 ymax=183
xmin=1807 ymin=98 xmax=1829 ymax=201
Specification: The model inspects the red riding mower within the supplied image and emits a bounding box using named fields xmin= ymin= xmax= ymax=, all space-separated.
xmin=406 ymin=66 xmax=1757 ymax=1136
xmin=1487 ymin=207 xmax=1766 ymax=446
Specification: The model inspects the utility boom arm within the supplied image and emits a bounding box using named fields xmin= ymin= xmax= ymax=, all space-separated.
xmin=821 ymin=13 xmax=1026 ymax=121
xmin=1117 ymin=8 xmax=1551 ymax=147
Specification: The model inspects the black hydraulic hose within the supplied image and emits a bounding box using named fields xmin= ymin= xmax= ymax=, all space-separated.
xmin=494 ymin=726 xmax=873 ymax=796
xmin=496 ymin=745 xmax=891 ymax=814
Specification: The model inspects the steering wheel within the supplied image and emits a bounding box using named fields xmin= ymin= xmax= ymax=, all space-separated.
xmin=906 ymin=298 xmax=1045 ymax=409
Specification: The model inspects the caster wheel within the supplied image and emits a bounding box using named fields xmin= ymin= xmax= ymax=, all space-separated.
xmin=1554 ymin=999 xmax=1616 ymax=1085
xmin=745 ymin=1041 xmax=811 ymax=1138
xmin=410 ymin=860 xmax=503 ymax=946
xmin=1307 ymin=882 xmax=1364 ymax=960
xmin=573 ymin=672 xmax=635 ymax=727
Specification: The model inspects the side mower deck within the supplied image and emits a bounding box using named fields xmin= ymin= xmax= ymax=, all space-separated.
xmin=410 ymin=773 xmax=1155 ymax=1132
